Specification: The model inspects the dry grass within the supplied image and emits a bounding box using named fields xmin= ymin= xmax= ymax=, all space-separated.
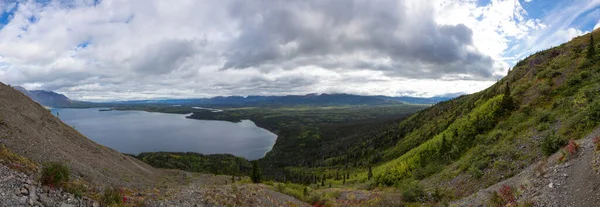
xmin=0 ymin=144 xmax=38 ymax=174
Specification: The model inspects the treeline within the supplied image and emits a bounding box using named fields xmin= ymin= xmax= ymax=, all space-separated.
xmin=263 ymin=167 xmax=362 ymax=186
xmin=135 ymin=152 xmax=251 ymax=176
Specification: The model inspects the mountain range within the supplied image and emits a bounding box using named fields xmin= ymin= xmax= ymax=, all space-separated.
xmin=13 ymin=86 xmax=73 ymax=108
xmin=13 ymin=86 xmax=455 ymax=108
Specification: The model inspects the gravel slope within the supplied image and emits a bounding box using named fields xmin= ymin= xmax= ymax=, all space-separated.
xmin=0 ymin=82 xmax=163 ymax=188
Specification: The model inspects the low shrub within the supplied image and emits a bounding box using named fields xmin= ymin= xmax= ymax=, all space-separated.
xmin=594 ymin=136 xmax=600 ymax=151
xmin=489 ymin=185 xmax=515 ymax=207
xmin=542 ymin=131 xmax=566 ymax=156
xmin=567 ymin=77 xmax=581 ymax=86
xmin=536 ymin=122 xmax=550 ymax=131
xmin=579 ymin=71 xmax=591 ymax=79
xmin=64 ymin=180 xmax=87 ymax=198
xmin=559 ymin=140 xmax=580 ymax=162
xmin=588 ymin=102 xmax=600 ymax=122
xmin=100 ymin=187 xmax=122 ymax=206
xmin=41 ymin=162 xmax=70 ymax=187
xmin=398 ymin=179 xmax=425 ymax=202
xmin=565 ymin=140 xmax=579 ymax=155
xmin=273 ymin=183 xmax=313 ymax=202
xmin=0 ymin=145 xmax=38 ymax=173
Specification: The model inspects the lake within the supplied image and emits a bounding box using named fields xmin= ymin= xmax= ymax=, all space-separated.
xmin=49 ymin=108 xmax=277 ymax=160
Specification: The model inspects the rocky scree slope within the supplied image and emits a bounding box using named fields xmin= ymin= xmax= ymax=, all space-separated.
xmin=0 ymin=82 xmax=162 ymax=188
xmin=0 ymin=164 xmax=99 ymax=207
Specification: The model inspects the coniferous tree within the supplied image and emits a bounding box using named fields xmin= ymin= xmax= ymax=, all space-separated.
xmin=498 ymin=82 xmax=515 ymax=117
xmin=251 ymin=161 xmax=261 ymax=183
xmin=321 ymin=174 xmax=325 ymax=186
xmin=440 ymin=134 xmax=450 ymax=160
xmin=588 ymin=34 xmax=596 ymax=60
xmin=368 ymin=166 xmax=373 ymax=180
xmin=343 ymin=175 xmax=346 ymax=184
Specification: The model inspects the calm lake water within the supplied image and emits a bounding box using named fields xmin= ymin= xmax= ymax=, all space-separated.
xmin=49 ymin=108 xmax=277 ymax=160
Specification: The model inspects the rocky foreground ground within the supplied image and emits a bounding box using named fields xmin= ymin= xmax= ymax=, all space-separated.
xmin=454 ymin=127 xmax=600 ymax=206
xmin=0 ymin=163 xmax=309 ymax=207
xmin=0 ymin=164 xmax=98 ymax=207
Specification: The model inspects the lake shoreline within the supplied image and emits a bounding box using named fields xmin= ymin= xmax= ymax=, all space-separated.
xmin=50 ymin=108 xmax=277 ymax=160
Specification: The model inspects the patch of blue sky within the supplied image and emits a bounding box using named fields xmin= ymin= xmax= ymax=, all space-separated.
xmin=569 ymin=7 xmax=600 ymax=31
xmin=476 ymin=0 xmax=491 ymax=7
xmin=0 ymin=1 xmax=18 ymax=30
xmin=77 ymin=40 xmax=91 ymax=49
xmin=520 ymin=0 xmax=557 ymax=20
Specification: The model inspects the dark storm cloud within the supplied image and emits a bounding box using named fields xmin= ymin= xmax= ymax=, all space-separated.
xmin=222 ymin=0 xmax=494 ymax=79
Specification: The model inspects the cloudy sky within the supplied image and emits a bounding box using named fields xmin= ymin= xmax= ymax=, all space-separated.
xmin=0 ymin=0 xmax=598 ymax=101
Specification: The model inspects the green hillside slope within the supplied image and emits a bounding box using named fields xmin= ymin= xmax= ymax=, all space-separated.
xmin=365 ymin=30 xmax=600 ymax=199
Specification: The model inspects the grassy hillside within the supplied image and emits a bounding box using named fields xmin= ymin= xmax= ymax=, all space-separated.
xmin=353 ymin=30 xmax=600 ymax=202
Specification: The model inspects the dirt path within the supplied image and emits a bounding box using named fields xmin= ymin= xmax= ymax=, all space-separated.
xmin=558 ymin=130 xmax=600 ymax=206
xmin=453 ymin=127 xmax=600 ymax=206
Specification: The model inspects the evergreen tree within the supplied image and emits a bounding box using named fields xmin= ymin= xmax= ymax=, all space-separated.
xmin=251 ymin=161 xmax=261 ymax=183
xmin=343 ymin=174 xmax=346 ymax=184
xmin=588 ymin=34 xmax=596 ymax=60
xmin=498 ymin=82 xmax=515 ymax=117
xmin=368 ymin=166 xmax=373 ymax=180
xmin=321 ymin=174 xmax=325 ymax=186
xmin=440 ymin=134 xmax=450 ymax=160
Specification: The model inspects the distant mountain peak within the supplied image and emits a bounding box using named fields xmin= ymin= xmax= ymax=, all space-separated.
xmin=13 ymin=86 xmax=72 ymax=107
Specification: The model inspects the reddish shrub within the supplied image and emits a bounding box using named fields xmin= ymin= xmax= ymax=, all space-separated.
xmin=594 ymin=136 xmax=600 ymax=151
xmin=565 ymin=140 xmax=579 ymax=155
xmin=558 ymin=150 xmax=567 ymax=163
xmin=499 ymin=185 xmax=515 ymax=205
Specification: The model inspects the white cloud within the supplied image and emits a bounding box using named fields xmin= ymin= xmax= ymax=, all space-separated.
xmin=0 ymin=0 xmax=598 ymax=101
xmin=434 ymin=0 xmax=542 ymax=75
